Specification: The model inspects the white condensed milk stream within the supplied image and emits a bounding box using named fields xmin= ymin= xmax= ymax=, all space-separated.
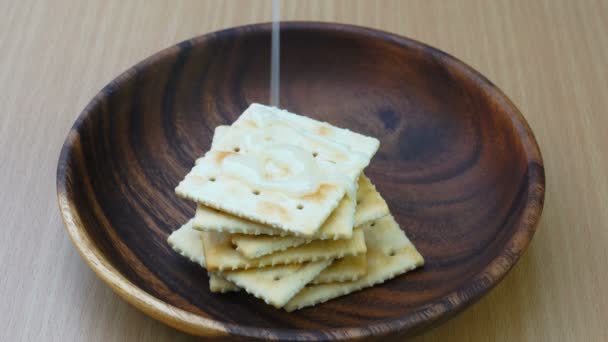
xmin=270 ymin=0 xmax=280 ymax=107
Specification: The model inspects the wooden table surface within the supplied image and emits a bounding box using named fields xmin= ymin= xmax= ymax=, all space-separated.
xmin=1 ymin=0 xmax=606 ymax=341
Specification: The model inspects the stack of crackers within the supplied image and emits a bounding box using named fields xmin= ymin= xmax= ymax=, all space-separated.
xmin=168 ymin=103 xmax=424 ymax=311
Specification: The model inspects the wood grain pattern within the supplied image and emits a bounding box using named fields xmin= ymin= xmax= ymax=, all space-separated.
xmin=56 ymin=22 xmax=543 ymax=340
xmin=1 ymin=1 xmax=607 ymax=341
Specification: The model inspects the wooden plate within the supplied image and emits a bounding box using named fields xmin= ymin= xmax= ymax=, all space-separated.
xmin=57 ymin=22 xmax=545 ymax=340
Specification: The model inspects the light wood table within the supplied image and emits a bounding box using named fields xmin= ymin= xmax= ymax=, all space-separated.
xmin=1 ymin=1 xmax=606 ymax=340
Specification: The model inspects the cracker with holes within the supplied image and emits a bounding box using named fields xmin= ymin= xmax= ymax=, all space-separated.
xmin=221 ymin=259 xmax=333 ymax=308
xmin=193 ymin=191 xmax=355 ymax=240
xmin=223 ymin=175 xmax=389 ymax=258
xmin=201 ymin=228 xmax=367 ymax=271
xmin=311 ymin=254 xmax=368 ymax=285
xmin=192 ymin=174 xmax=386 ymax=241
xmin=166 ymin=222 xmax=338 ymax=302
xmin=209 ymin=253 xmax=369 ymax=293
xmin=176 ymin=103 xmax=379 ymax=236
xmin=224 ymin=175 xmax=389 ymax=258
xmin=208 ymin=257 xmax=370 ymax=295
xmin=165 ymin=220 xmax=320 ymax=295
xmin=167 ymin=217 xmax=367 ymax=293
xmin=230 ymin=234 xmax=310 ymax=259
xmin=284 ymin=215 xmax=424 ymax=311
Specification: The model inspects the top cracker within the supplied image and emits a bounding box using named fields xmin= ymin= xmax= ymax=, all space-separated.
xmin=176 ymin=103 xmax=379 ymax=236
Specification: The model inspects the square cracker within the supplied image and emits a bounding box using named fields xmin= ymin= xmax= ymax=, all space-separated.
xmin=210 ymin=122 xmax=378 ymax=174
xmin=208 ymin=253 xmax=369 ymax=293
xmin=202 ymin=228 xmax=367 ymax=271
xmin=311 ymin=254 xmax=367 ymax=285
xmin=176 ymin=156 xmax=345 ymax=236
xmin=194 ymin=191 xmax=355 ymax=239
xmin=284 ymin=215 xmax=424 ymax=311
xmin=221 ymin=259 xmax=333 ymax=308
xmin=193 ymin=174 xmax=383 ymax=238
xmin=230 ymin=104 xmax=379 ymax=159
xmin=176 ymin=104 xmax=379 ymax=236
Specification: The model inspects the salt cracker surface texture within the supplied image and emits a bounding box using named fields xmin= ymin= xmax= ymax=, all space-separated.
xmin=231 ymin=233 xmax=310 ymax=259
xmin=206 ymin=253 xmax=369 ymax=293
xmin=284 ymin=215 xmax=424 ymax=311
xmin=175 ymin=103 xmax=379 ymax=236
xmin=166 ymin=222 xmax=346 ymax=294
xmin=192 ymin=173 xmax=386 ymax=240
xmin=201 ymin=228 xmax=367 ymax=271
xmin=227 ymin=174 xmax=389 ymax=258
xmin=193 ymin=192 xmax=355 ymax=240
xmin=222 ymin=259 xmax=332 ymax=308
xmin=311 ymin=254 xmax=368 ymax=285
xmin=167 ymin=219 xmax=205 ymax=268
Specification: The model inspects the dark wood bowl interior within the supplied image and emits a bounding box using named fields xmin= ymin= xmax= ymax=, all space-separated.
xmin=57 ymin=22 xmax=544 ymax=340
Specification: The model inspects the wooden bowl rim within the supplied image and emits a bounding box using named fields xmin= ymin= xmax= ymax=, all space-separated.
xmin=56 ymin=21 xmax=545 ymax=340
